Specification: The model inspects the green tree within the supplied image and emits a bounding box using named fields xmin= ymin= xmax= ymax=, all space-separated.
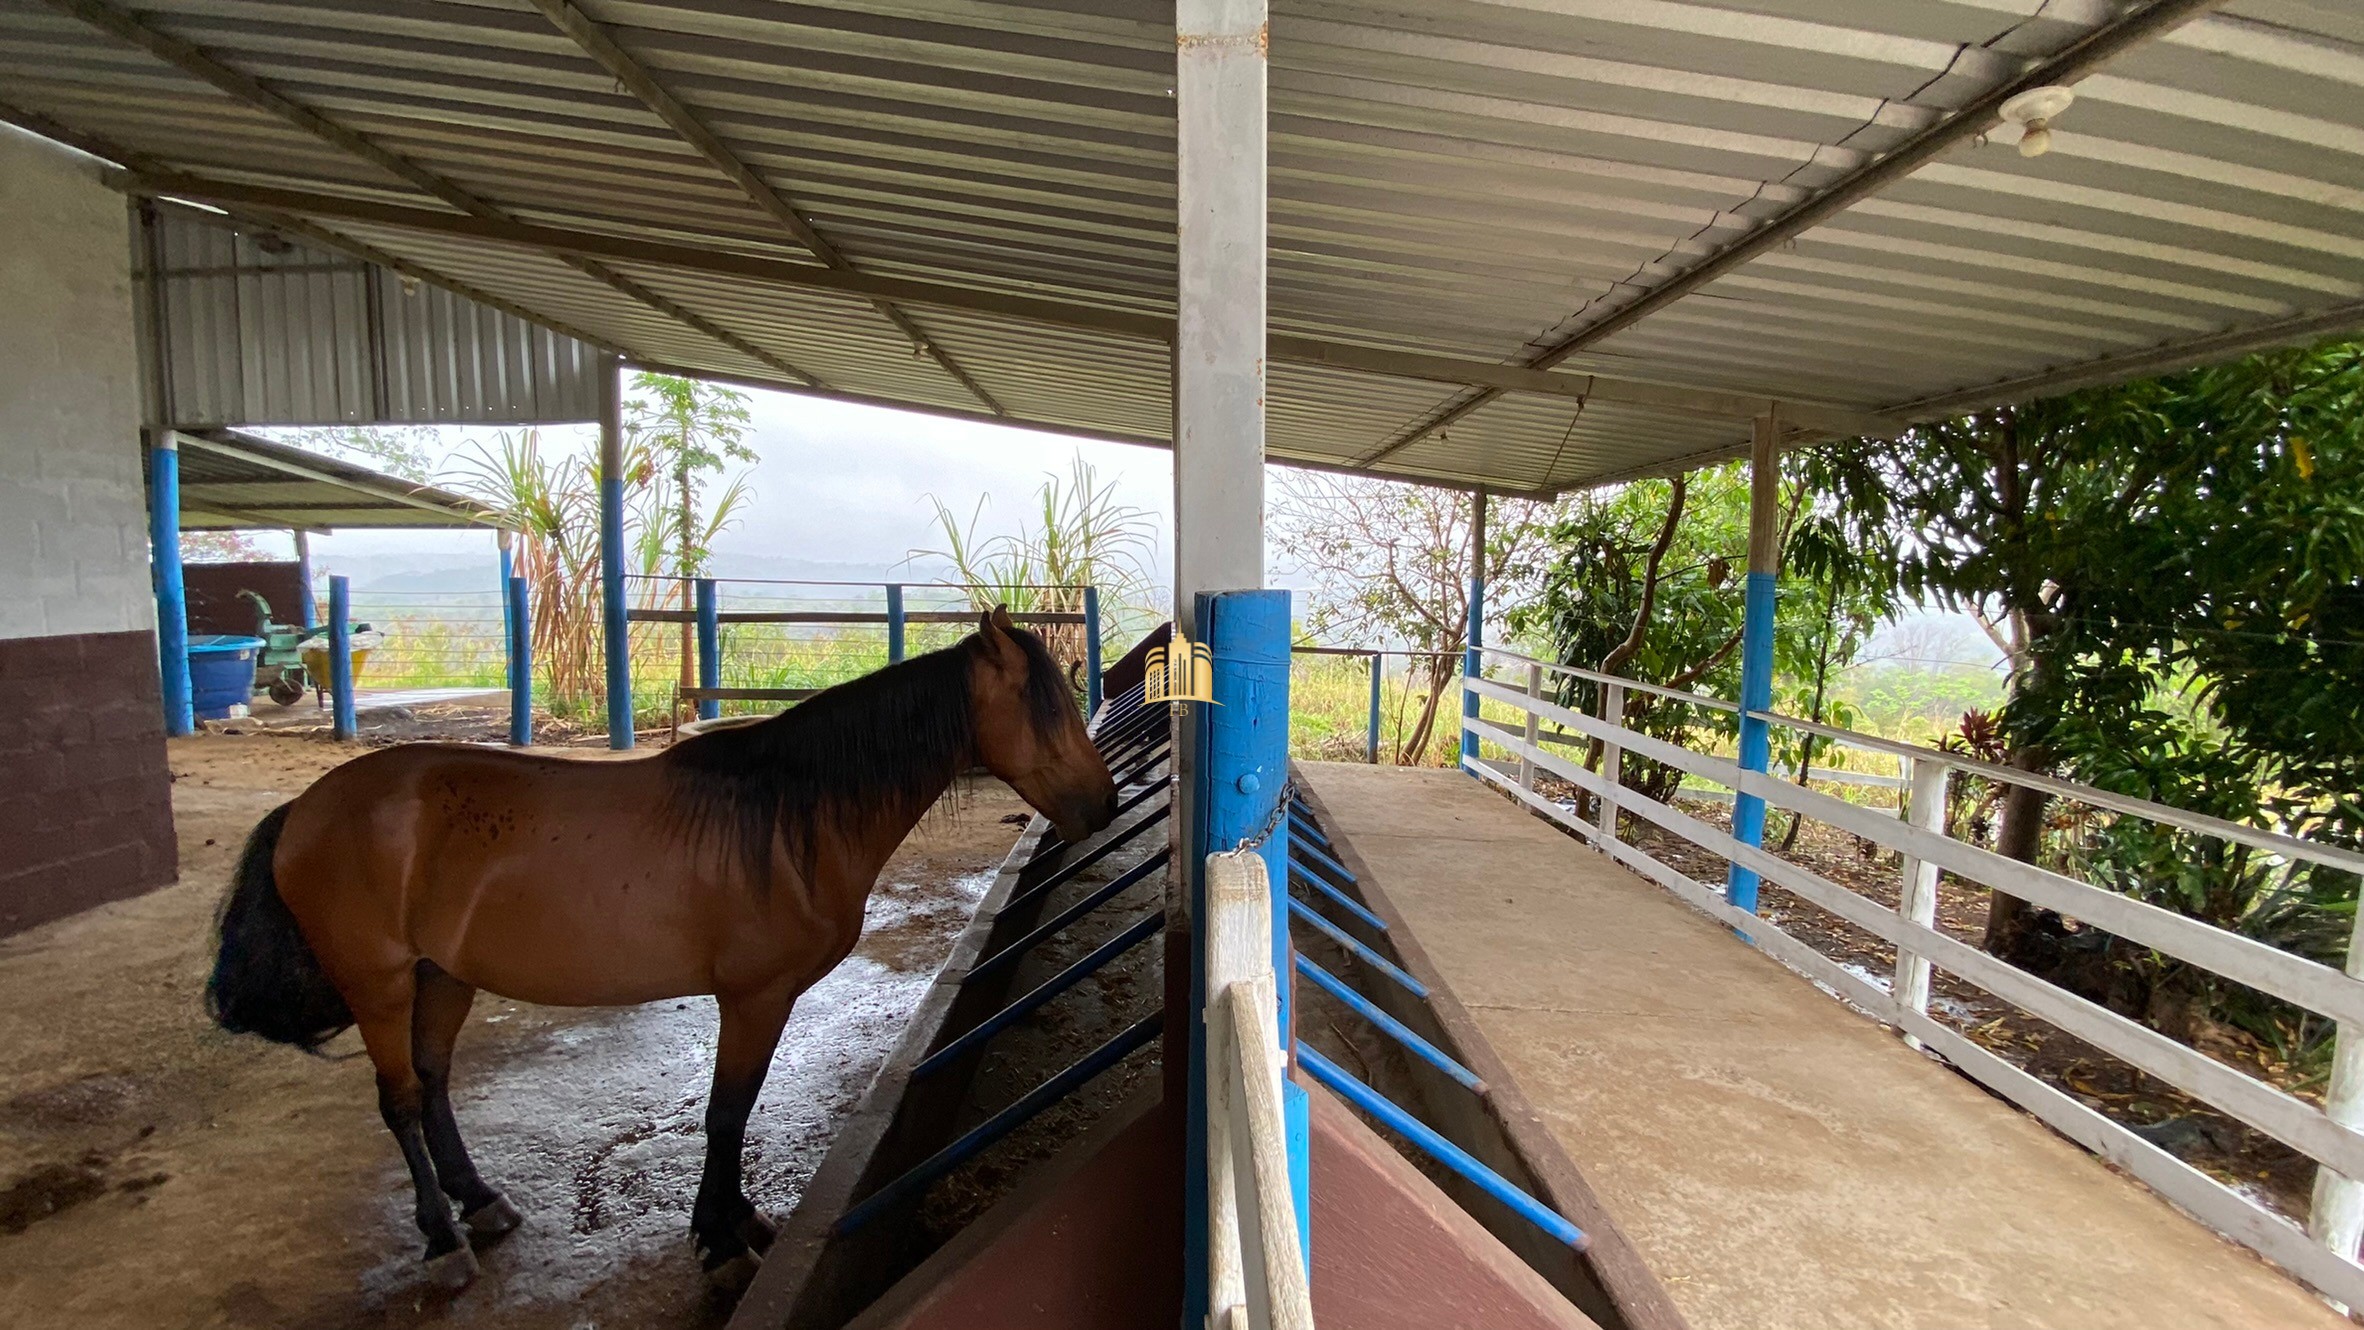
xmin=625 ymin=373 xmax=756 ymax=687
xmin=1273 ymin=474 xmax=1557 ymax=764
xmin=1512 ymin=461 xmax=1891 ymax=808
xmin=1800 ymin=339 xmax=2364 ymax=1037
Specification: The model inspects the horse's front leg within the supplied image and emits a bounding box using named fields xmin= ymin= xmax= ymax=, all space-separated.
xmin=694 ymin=981 xmax=795 ymax=1290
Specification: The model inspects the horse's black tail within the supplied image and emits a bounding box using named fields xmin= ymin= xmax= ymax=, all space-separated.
xmin=206 ymin=803 xmax=352 ymax=1051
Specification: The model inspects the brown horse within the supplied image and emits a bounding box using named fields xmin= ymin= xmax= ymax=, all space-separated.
xmin=205 ymin=609 xmax=1116 ymax=1291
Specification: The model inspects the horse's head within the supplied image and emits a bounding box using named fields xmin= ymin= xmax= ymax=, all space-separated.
xmin=968 ymin=606 xmax=1119 ymax=844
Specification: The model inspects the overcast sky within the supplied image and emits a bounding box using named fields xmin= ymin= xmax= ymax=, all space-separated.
xmin=282 ymin=383 xmax=1183 ymax=589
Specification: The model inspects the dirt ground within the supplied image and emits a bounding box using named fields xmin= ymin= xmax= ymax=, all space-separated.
xmin=0 ymin=720 xmax=1027 ymax=1330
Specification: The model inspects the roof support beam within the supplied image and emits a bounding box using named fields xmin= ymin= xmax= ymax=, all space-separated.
xmin=115 ymin=171 xmax=1900 ymax=438
xmin=42 ymin=0 xmax=824 ymax=389
xmin=173 ymin=432 xmax=494 ymax=525
xmin=1887 ymin=299 xmax=2364 ymax=417
xmin=1353 ymin=0 xmax=2229 ymax=468
xmin=524 ymin=0 xmax=1005 ymax=416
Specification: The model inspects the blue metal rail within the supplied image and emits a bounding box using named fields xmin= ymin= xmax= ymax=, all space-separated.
xmin=965 ymin=849 xmax=1171 ymax=985
xmin=1298 ymin=1047 xmax=1586 ymax=1250
xmin=914 ymin=911 xmax=1164 ymax=1079
xmin=1288 ymin=861 xmax=1390 ymax=935
xmin=1294 ymin=955 xmax=1482 ymax=1094
xmin=1290 ymin=836 xmax=1359 ymax=886
xmin=1287 ymin=897 xmax=1428 ymax=998
xmin=1003 ymin=805 xmax=1170 ymax=917
xmin=836 ymin=1011 xmax=1165 ymax=1236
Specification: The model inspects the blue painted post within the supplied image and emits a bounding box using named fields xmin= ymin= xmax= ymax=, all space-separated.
xmin=695 ymin=577 xmax=721 ymax=721
xmin=148 ymin=434 xmax=193 ymax=737
xmin=496 ymin=529 xmax=514 ymax=656
xmin=1083 ymin=584 xmax=1103 ymax=716
xmin=1196 ymin=588 xmax=1309 ymax=1262
xmin=328 ymin=575 xmax=356 ymax=741
xmin=1727 ymin=417 xmax=1780 ymax=914
xmin=1367 ymin=652 xmax=1383 ymax=764
xmin=506 ymin=574 xmax=533 ymax=746
xmin=597 ymin=357 xmax=633 ymax=749
xmin=1460 ymin=487 xmax=1488 ymax=769
xmin=885 ymin=583 xmax=905 ymax=665
xmin=294 ymin=529 xmax=317 ymax=628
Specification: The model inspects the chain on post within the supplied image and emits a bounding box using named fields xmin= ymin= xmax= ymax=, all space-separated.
xmin=1232 ymin=778 xmax=1295 ymax=854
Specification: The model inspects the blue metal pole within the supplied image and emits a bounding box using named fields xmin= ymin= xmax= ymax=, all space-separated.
xmin=598 ymin=357 xmax=633 ymax=749
xmin=1367 ymin=652 xmax=1383 ymax=764
xmin=1083 ymin=584 xmax=1103 ymax=716
xmin=1298 ymin=1047 xmax=1587 ymax=1249
xmin=1460 ymin=487 xmax=1488 ymax=768
xmin=148 ymin=435 xmax=193 ymax=737
xmin=1727 ymin=418 xmax=1780 ymax=914
xmin=885 ymin=582 xmax=905 ymax=665
xmin=695 ymin=577 xmax=721 ymax=721
xmin=1197 ymin=587 xmax=1309 ymax=1263
xmin=294 ymin=529 xmax=317 ymax=628
xmin=328 ymin=575 xmax=355 ymax=741
xmin=506 ymin=574 xmax=532 ymax=746
xmin=497 ymin=531 xmax=514 ymax=658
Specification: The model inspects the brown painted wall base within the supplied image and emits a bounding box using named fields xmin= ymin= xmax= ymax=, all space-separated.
xmin=848 ymin=1094 xmax=1180 ymax=1330
xmin=1308 ymin=1082 xmax=1600 ymax=1330
xmin=0 ymin=629 xmax=177 ymax=937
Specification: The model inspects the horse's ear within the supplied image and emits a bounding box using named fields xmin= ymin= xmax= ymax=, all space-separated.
xmin=977 ymin=604 xmax=1023 ymax=668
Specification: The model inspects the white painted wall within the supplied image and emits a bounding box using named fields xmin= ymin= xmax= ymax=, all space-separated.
xmin=0 ymin=127 xmax=151 ymax=643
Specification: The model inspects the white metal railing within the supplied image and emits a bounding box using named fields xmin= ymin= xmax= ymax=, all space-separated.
xmin=1205 ymin=851 xmax=1315 ymax=1330
xmin=1463 ymin=645 xmax=2364 ymax=1309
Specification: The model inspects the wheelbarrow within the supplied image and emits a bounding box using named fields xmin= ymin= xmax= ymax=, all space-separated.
xmin=236 ymin=590 xmax=313 ymax=706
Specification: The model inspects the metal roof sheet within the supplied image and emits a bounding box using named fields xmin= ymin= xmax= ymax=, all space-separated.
xmin=166 ymin=428 xmax=499 ymax=530
xmin=5 ymin=0 xmax=2360 ymax=493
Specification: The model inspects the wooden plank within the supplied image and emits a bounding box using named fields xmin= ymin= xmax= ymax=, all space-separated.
xmin=1230 ymin=978 xmax=1317 ymax=1330
xmin=679 ymin=687 xmax=820 ymax=703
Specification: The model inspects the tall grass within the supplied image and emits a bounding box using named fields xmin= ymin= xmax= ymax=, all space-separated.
xmin=922 ymin=457 xmax=1161 ymax=686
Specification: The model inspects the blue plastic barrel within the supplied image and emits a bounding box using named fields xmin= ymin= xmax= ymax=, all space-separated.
xmin=186 ymin=635 xmax=265 ymax=720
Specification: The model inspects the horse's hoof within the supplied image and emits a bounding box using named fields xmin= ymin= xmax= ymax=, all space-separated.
xmin=464 ymin=1194 xmax=523 ymax=1239
xmin=706 ymin=1251 xmax=761 ymax=1295
xmin=736 ymin=1211 xmax=777 ymax=1255
xmin=425 ymin=1244 xmax=480 ymax=1293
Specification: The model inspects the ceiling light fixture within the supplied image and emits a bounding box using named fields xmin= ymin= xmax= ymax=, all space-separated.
xmin=1999 ymin=86 xmax=2076 ymax=159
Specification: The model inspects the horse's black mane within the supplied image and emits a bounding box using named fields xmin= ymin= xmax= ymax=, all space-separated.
xmin=664 ymin=623 xmax=1071 ymax=884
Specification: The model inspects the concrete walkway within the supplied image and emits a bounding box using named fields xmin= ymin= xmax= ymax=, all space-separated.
xmin=1297 ymin=762 xmax=2339 ymax=1330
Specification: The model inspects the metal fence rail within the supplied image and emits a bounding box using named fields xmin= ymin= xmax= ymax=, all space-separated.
xmin=1462 ymin=644 xmax=2364 ymax=1308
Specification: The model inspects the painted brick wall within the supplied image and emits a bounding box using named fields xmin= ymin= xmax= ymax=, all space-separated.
xmin=0 ymin=126 xmax=152 ymax=642
xmin=0 ymin=127 xmax=176 ymax=937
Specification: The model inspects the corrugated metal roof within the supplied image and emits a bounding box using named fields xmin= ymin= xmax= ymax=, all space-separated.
xmin=150 ymin=209 xmax=604 ymax=427
xmin=5 ymin=0 xmax=2359 ymax=493
xmin=166 ymin=428 xmax=499 ymax=530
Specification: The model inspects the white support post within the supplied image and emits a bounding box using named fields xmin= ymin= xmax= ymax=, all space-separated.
xmin=1172 ymin=0 xmax=1267 ymax=624
xmin=2313 ymin=902 xmax=2364 ymax=1270
xmin=1596 ymin=682 xmax=1625 ymax=845
xmin=1175 ymin=5 xmax=1268 ymax=1316
xmin=1892 ymin=756 xmax=1950 ymax=1048
xmin=1520 ymin=662 xmax=1542 ymax=791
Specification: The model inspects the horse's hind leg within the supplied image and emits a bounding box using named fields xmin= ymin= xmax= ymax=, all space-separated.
xmin=352 ymin=979 xmax=477 ymax=1292
xmin=692 ymin=982 xmax=794 ymax=1291
xmin=413 ymin=961 xmax=520 ymax=1241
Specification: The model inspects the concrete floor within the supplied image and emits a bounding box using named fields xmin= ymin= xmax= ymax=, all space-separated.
xmin=0 ymin=732 xmax=1025 ymax=1330
xmin=1299 ymin=762 xmax=2341 ymax=1330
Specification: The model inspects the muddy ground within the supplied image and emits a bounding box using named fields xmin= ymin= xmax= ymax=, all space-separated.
xmin=0 ymin=720 xmax=1026 ymax=1330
